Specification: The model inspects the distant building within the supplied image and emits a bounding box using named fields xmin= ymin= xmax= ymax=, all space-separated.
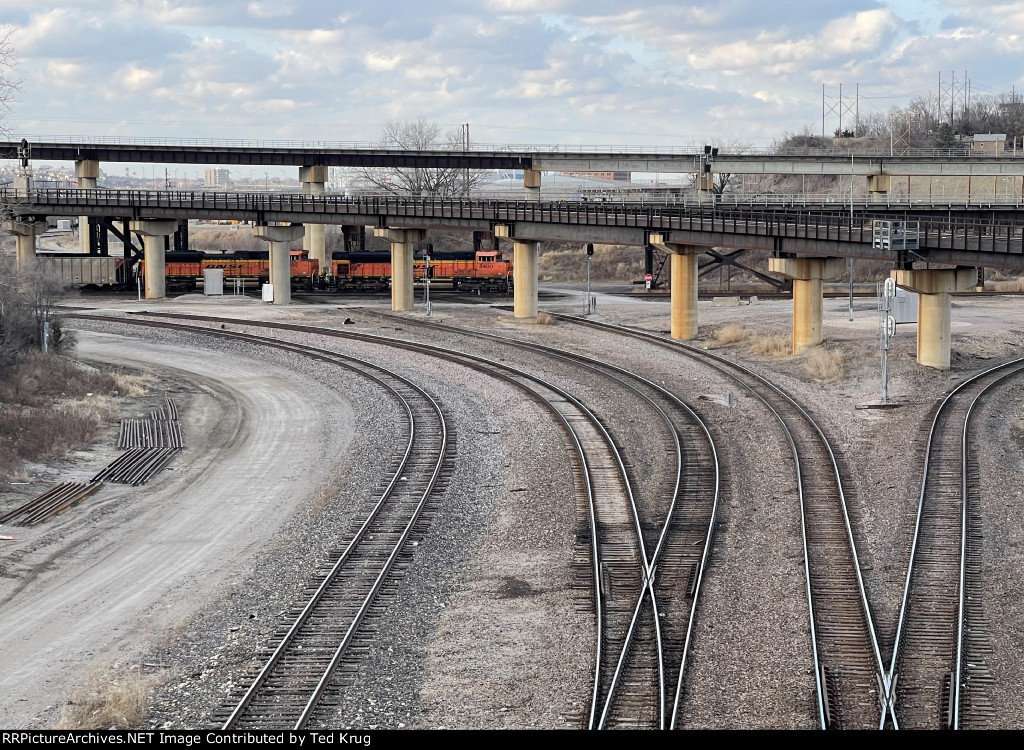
xmin=561 ymin=170 xmax=631 ymax=182
xmin=205 ymin=168 xmax=231 ymax=187
xmin=969 ymin=134 xmax=1006 ymax=155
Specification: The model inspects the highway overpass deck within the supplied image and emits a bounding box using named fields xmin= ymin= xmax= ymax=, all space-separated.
xmin=6 ymin=188 xmax=1024 ymax=270
xmin=5 ymin=138 xmax=1024 ymax=177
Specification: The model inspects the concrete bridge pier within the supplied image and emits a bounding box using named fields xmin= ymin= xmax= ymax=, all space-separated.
xmin=768 ymin=256 xmax=846 ymax=353
xmin=868 ymin=174 xmax=891 ymax=203
xmin=649 ymin=234 xmax=703 ymax=340
xmin=131 ymin=220 xmax=178 ymax=299
xmin=5 ymin=220 xmax=43 ymax=271
xmin=524 ymin=168 xmax=541 ymax=202
xmin=76 ymin=160 xmax=99 ymax=255
xmin=374 ymin=228 xmax=424 ymax=311
xmin=512 ymin=240 xmax=539 ymax=319
xmin=255 ymin=224 xmax=305 ymax=305
xmin=892 ymin=267 xmax=978 ymax=370
xmin=300 ymin=166 xmax=328 ymax=276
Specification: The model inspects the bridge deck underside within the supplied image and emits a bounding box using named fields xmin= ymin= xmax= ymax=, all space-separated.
xmin=8 ymin=189 xmax=1024 ymax=269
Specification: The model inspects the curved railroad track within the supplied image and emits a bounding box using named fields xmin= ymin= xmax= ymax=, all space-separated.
xmin=883 ymin=357 xmax=1024 ymax=730
xmin=330 ymin=308 xmax=723 ymax=728
xmin=70 ymin=317 xmax=453 ymax=729
xmin=538 ymin=312 xmax=887 ymax=729
xmin=70 ymin=312 xmax=677 ymax=729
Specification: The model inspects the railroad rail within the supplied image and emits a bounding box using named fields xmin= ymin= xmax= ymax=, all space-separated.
xmin=69 ymin=316 xmax=454 ymax=729
xmin=0 ymin=482 xmax=102 ymax=527
xmin=341 ymin=308 xmax=722 ymax=728
xmin=545 ymin=312 xmax=886 ymax=729
xmin=71 ymin=311 xmax=702 ymax=729
xmin=883 ymin=357 xmax=1024 ymax=729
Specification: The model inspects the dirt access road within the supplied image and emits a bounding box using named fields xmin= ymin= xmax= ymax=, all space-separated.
xmin=0 ymin=331 xmax=354 ymax=729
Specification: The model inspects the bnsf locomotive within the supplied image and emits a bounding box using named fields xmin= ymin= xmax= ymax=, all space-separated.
xmin=129 ymin=247 xmax=513 ymax=293
xmin=333 ymin=249 xmax=512 ymax=293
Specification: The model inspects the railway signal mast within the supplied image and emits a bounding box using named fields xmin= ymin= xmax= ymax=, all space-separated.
xmin=585 ymin=243 xmax=594 ymax=315
xmin=880 ymin=278 xmax=897 ymax=403
xmin=425 ymin=243 xmax=433 ymax=317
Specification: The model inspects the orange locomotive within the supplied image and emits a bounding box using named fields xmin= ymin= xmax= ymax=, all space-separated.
xmin=332 ymin=249 xmax=513 ymax=293
xmin=154 ymin=250 xmax=319 ymax=291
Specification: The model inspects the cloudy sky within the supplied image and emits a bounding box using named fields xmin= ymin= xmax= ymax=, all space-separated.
xmin=1 ymin=1 xmax=1022 ymax=150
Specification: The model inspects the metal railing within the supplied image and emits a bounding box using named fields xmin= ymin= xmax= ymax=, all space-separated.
xmin=7 ymin=135 xmax=1024 ymax=159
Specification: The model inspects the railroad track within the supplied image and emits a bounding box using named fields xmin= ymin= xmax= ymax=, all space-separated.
xmin=543 ymin=313 xmax=886 ymax=729
xmin=335 ymin=308 xmax=723 ymax=728
xmin=70 ymin=315 xmax=453 ymax=729
xmin=883 ymin=357 xmax=1024 ymax=730
xmin=72 ymin=311 xmax=720 ymax=729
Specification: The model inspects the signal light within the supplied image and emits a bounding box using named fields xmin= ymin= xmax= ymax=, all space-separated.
xmin=586 ymin=244 xmax=594 ymax=256
xmin=425 ymin=243 xmax=433 ymax=257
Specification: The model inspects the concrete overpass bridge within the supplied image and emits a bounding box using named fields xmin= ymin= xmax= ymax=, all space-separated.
xmin=5 ymin=186 xmax=1024 ymax=371
xmin=7 ymin=136 xmax=1024 ymax=370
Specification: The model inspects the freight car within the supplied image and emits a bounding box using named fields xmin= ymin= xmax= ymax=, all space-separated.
xmin=34 ymin=254 xmax=123 ymax=287
xmin=331 ymin=249 xmax=513 ymax=293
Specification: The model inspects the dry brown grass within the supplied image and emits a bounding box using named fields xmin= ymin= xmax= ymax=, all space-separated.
xmin=746 ymin=334 xmax=792 ymax=358
xmin=0 ymin=354 xmax=129 ymax=480
xmin=536 ymin=312 xmax=554 ymax=325
xmin=56 ymin=666 xmax=154 ymax=730
xmin=110 ymin=371 xmax=153 ymax=399
xmin=988 ymin=278 xmax=1024 ymax=293
xmin=709 ymin=324 xmax=748 ymax=348
xmin=804 ymin=347 xmax=847 ymax=382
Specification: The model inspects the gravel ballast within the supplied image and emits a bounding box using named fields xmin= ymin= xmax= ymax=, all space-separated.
xmin=1 ymin=287 xmax=1022 ymax=730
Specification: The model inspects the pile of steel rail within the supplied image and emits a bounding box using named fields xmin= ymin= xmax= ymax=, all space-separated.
xmin=0 ymin=481 xmax=102 ymax=527
xmin=99 ymin=397 xmax=184 ymax=483
xmin=0 ymin=397 xmax=185 ymax=528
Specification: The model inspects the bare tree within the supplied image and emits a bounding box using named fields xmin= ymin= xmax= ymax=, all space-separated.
xmin=356 ymin=118 xmax=485 ymax=198
xmin=0 ymin=26 xmax=18 ymax=135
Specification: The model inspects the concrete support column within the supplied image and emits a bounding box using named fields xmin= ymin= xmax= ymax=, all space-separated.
xmin=892 ymin=267 xmax=978 ymax=370
xmin=300 ymin=165 xmax=328 ymax=276
xmin=4 ymin=220 xmax=42 ymax=271
xmin=130 ymin=220 xmax=178 ymax=300
xmin=697 ymin=170 xmax=715 ymax=205
xmin=649 ymin=234 xmax=703 ymax=340
xmin=868 ymin=173 xmax=891 ymax=203
xmin=768 ymin=256 xmax=846 ymax=353
xmin=524 ymin=168 xmax=541 ymax=202
xmin=373 ymin=228 xmax=424 ymax=311
xmin=76 ymin=160 xmax=99 ymax=255
xmin=512 ymin=240 xmax=539 ymax=319
xmin=255 ymin=224 xmax=305 ymax=305
xmin=669 ymin=251 xmax=700 ymax=341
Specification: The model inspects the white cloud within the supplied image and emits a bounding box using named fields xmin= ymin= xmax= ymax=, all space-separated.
xmin=3 ymin=1 xmax=1022 ymax=145
xmin=364 ymin=52 xmax=402 ymax=72
xmin=247 ymin=2 xmax=293 ymax=20
xmin=241 ymin=98 xmax=297 ymax=113
xmin=116 ymin=64 xmax=163 ymax=92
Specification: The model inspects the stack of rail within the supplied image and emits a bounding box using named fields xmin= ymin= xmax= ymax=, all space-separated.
xmin=0 ymin=482 xmax=103 ymax=527
xmin=96 ymin=397 xmax=184 ymax=485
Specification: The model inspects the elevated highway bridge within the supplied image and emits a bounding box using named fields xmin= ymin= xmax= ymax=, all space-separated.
xmin=5 ymin=137 xmax=1024 ymax=177
xmin=6 ymin=136 xmax=1024 ymax=370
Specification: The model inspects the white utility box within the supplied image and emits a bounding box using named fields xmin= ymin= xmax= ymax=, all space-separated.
xmin=262 ymin=283 xmax=274 ymax=302
xmin=893 ymin=288 xmax=918 ymax=323
xmin=203 ymin=268 xmax=224 ymax=296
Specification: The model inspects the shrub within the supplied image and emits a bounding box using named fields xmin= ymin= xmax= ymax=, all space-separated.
xmin=56 ymin=667 xmax=152 ymax=730
xmin=746 ymin=334 xmax=792 ymax=358
xmin=710 ymin=325 xmax=747 ymax=347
